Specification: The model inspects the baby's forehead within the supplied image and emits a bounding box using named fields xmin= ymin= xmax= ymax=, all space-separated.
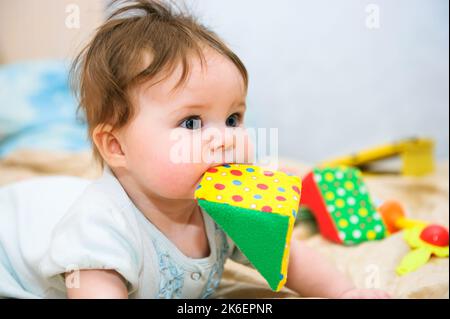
xmin=136 ymin=51 xmax=247 ymax=107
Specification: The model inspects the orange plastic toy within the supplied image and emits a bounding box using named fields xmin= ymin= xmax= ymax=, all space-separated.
xmin=378 ymin=200 xmax=428 ymax=234
xmin=377 ymin=200 xmax=449 ymax=275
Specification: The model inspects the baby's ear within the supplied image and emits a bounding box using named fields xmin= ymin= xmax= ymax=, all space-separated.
xmin=93 ymin=124 xmax=127 ymax=169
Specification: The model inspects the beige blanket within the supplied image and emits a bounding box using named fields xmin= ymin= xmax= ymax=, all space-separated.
xmin=1 ymin=150 xmax=448 ymax=299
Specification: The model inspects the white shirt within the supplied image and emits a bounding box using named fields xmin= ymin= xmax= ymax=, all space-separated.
xmin=0 ymin=167 xmax=249 ymax=299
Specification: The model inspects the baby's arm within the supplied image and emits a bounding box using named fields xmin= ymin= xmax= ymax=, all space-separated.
xmin=65 ymin=269 xmax=128 ymax=299
xmin=285 ymin=239 xmax=391 ymax=298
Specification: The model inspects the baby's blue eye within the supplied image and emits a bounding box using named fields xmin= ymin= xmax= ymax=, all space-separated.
xmin=226 ymin=114 xmax=241 ymax=127
xmin=180 ymin=117 xmax=202 ymax=130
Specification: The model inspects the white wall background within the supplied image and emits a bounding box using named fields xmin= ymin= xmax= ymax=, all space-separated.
xmin=3 ymin=0 xmax=446 ymax=163
xmin=0 ymin=0 xmax=104 ymax=64
xmin=187 ymin=0 xmax=449 ymax=163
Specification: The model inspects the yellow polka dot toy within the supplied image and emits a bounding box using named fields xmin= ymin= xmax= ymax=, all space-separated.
xmin=195 ymin=164 xmax=302 ymax=291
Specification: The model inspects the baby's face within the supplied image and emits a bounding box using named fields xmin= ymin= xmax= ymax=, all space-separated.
xmin=119 ymin=49 xmax=253 ymax=200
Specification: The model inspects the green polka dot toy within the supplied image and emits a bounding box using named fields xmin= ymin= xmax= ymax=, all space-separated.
xmin=300 ymin=166 xmax=388 ymax=245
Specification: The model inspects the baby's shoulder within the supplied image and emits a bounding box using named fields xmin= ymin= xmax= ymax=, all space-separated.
xmin=58 ymin=178 xmax=140 ymax=235
xmin=39 ymin=179 xmax=144 ymax=294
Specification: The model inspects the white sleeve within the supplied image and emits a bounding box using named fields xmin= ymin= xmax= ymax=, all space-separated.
xmin=38 ymin=188 xmax=142 ymax=295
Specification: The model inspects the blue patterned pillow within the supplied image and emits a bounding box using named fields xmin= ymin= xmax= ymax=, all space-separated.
xmin=0 ymin=60 xmax=90 ymax=157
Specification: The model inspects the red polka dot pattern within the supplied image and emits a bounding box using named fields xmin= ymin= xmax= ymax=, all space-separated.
xmin=230 ymin=170 xmax=243 ymax=176
xmin=232 ymin=195 xmax=243 ymax=202
xmin=195 ymin=164 xmax=302 ymax=216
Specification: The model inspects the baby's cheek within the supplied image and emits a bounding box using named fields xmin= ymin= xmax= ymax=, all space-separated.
xmin=132 ymin=131 xmax=215 ymax=199
xmin=150 ymin=161 xmax=205 ymax=199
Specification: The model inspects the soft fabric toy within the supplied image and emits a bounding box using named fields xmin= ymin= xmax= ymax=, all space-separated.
xmin=195 ymin=164 xmax=302 ymax=291
xmin=300 ymin=166 xmax=387 ymax=245
xmin=299 ymin=167 xmax=448 ymax=275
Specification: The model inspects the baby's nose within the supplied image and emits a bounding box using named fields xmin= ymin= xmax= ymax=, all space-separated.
xmin=209 ymin=127 xmax=235 ymax=153
xmin=207 ymin=127 xmax=254 ymax=164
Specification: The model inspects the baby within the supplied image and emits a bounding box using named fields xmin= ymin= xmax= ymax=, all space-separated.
xmin=0 ymin=0 xmax=390 ymax=299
